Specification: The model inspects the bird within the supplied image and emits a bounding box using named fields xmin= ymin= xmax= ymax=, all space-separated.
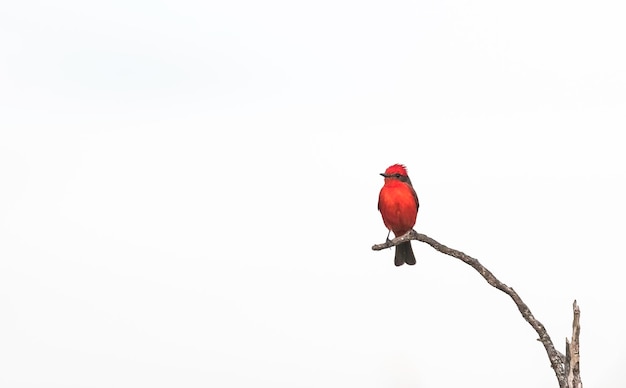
xmin=378 ymin=164 xmax=419 ymax=266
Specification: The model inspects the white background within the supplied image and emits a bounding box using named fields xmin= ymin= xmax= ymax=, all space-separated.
xmin=1 ymin=1 xmax=625 ymax=387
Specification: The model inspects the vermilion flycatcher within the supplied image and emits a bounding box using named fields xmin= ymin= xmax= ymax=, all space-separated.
xmin=378 ymin=164 xmax=419 ymax=266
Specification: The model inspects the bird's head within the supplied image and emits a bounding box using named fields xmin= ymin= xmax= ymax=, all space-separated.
xmin=380 ymin=164 xmax=409 ymax=180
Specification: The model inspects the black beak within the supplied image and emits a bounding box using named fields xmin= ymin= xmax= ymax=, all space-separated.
xmin=380 ymin=173 xmax=387 ymax=177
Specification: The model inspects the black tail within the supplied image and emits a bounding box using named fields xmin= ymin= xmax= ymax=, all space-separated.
xmin=395 ymin=241 xmax=416 ymax=266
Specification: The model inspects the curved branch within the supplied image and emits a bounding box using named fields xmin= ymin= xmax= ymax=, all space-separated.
xmin=372 ymin=230 xmax=570 ymax=388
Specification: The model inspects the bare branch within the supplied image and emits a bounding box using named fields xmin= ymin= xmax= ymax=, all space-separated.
xmin=567 ymin=301 xmax=582 ymax=388
xmin=373 ymin=230 xmax=573 ymax=388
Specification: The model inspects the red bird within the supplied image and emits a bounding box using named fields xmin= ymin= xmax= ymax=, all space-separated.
xmin=378 ymin=164 xmax=419 ymax=266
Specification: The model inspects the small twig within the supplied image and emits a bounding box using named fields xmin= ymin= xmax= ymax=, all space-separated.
xmin=373 ymin=230 xmax=571 ymax=388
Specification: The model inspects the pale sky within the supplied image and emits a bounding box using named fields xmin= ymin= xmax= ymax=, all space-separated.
xmin=1 ymin=1 xmax=625 ymax=387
